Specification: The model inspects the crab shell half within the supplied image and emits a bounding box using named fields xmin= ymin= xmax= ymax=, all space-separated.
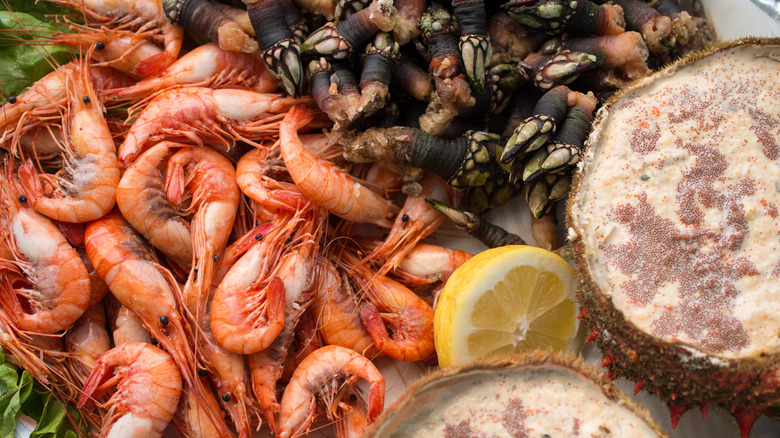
xmin=567 ymin=38 xmax=780 ymax=436
xmin=365 ymin=351 xmax=667 ymax=437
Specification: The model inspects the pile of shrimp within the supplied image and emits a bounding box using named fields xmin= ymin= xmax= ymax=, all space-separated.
xmin=0 ymin=4 xmax=485 ymax=437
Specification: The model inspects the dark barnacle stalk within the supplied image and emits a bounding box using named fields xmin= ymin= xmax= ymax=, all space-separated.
xmin=163 ymin=0 xmax=258 ymax=53
xmin=613 ymin=0 xmax=674 ymax=53
xmin=393 ymin=56 xmax=435 ymax=102
xmin=359 ymin=32 xmax=401 ymax=118
xmin=451 ymin=0 xmax=491 ymax=95
xmin=520 ymin=91 xmax=596 ymax=183
xmin=278 ymin=0 xmax=308 ymax=44
xmin=308 ymin=58 xmax=362 ymax=129
xmin=420 ymin=2 xmax=474 ymax=107
xmin=562 ymin=31 xmax=649 ymax=80
xmin=340 ymin=127 xmax=507 ymax=190
xmin=501 ymin=85 xmax=572 ymax=165
xmin=503 ymin=0 xmax=625 ymax=36
xmin=301 ymin=0 xmax=396 ymax=59
xmin=245 ymin=0 xmax=305 ymax=96
xmin=519 ymin=50 xmax=597 ymax=91
xmin=425 ymin=198 xmax=527 ymax=247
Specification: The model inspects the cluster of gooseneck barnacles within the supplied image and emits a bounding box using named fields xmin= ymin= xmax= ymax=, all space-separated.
xmin=165 ymin=0 xmax=712 ymax=243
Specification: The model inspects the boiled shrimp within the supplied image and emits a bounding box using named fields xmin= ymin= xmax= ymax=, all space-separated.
xmin=236 ymin=147 xmax=307 ymax=214
xmin=172 ymin=383 xmax=235 ymax=438
xmin=247 ymin=210 xmax=325 ymax=434
xmin=48 ymin=25 xmax=166 ymax=80
xmin=355 ymin=271 xmax=435 ymax=362
xmin=0 ymin=160 xmax=90 ymax=334
xmin=236 ymin=133 xmax=337 ymax=216
xmin=365 ymin=172 xmax=454 ymax=275
xmin=84 ymin=209 xmax=234 ymax=436
xmin=50 ymin=0 xmax=184 ymax=75
xmin=0 ymin=62 xmax=133 ymax=143
xmin=276 ymin=345 xmax=385 ymax=438
xmin=117 ymin=87 xmax=307 ymax=165
xmin=108 ymin=42 xmax=279 ymax=102
xmin=165 ymin=145 xmax=240 ymax=324
xmin=116 ymin=141 xmax=193 ymax=272
xmin=66 ymin=303 xmax=111 ymax=386
xmin=18 ymin=55 xmax=121 ymax=223
xmin=279 ymin=104 xmax=399 ymax=228
xmin=312 ymin=258 xmax=378 ymax=357
xmin=197 ymin=337 xmax=255 ymax=438
xmin=84 ymin=209 xmax=193 ymax=379
xmin=333 ymin=387 xmax=370 ymax=438
xmin=210 ymin=221 xmax=287 ymax=354
xmin=77 ymin=342 xmax=182 ymax=438
xmin=394 ymin=242 xmax=473 ymax=288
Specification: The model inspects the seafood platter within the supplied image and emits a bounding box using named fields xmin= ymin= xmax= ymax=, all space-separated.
xmin=0 ymin=0 xmax=778 ymax=437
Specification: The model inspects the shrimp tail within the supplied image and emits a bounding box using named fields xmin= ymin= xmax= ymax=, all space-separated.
xmin=165 ymin=160 xmax=187 ymax=206
xmin=77 ymin=360 xmax=113 ymax=410
xmin=134 ymin=51 xmax=172 ymax=77
xmin=359 ymin=303 xmax=389 ymax=353
xmin=0 ymin=277 xmax=24 ymax=324
xmin=248 ymin=352 xmax=281 ymax=436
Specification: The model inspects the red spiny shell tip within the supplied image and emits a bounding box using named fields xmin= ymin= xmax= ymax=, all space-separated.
xmin=734 ymin=408 xmax=761 ymax=438
xmin=669 ymin=404 xmax=686 ymax=429
xmin=633 ymin=380 xmax=644 ymax=396
xmin=700 ymin=401 xmax=710 ymax=419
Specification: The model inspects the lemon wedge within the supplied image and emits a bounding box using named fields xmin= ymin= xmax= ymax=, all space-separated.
xmin=434 ymin=245 xmax=582 ymax=368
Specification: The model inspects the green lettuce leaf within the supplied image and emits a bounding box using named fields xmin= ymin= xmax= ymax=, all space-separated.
xmin=0 ymin=347 xmax=83 ymax=438
xmin=0 ymin=2 xmax=73 ymax=103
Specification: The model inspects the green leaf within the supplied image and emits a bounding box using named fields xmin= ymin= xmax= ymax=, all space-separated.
xmin=18 ymin=371 xmax=33 ymax=404
xmin=1 ymin=387 xmax=23 ymax=438
xmin=1 ymin=1 xmax=73 ymax=22
xmin=31 ymin=392 xmax=66 ymax=436
xmin=0 ymin=365 xmax=18 ymax=394
xmin=0 ymin=5 xmax=73 ymax=104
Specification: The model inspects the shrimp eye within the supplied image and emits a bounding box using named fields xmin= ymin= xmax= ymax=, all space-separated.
xmin=213 ymin=254 xmax=220 ymax=262
xmin=255 ymin=233 xmax=263 ymax=240
xmin=198 ymin=369 xmax=208 ymax=377
xmin=7 ymin=96 xmax=17 ymax=104
xmin=222 ymin=394 xmax=231 ymax=402
xmin=96 ymin=41 xmax=105 ymax=50
xmin=349 ymin=394 xmax=357 ymax=402
xmin=160 ymin=315 xmax=170 ymax=326
xmin=17 ymin=194 xmax=27 ymax=203
xmin=83 ymin=96 xmax=91 ymax=104
xmin=269 ymin=431 xmax=275 ymax=438
xmin=401 ymin=214 xmax=410 ymax=222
